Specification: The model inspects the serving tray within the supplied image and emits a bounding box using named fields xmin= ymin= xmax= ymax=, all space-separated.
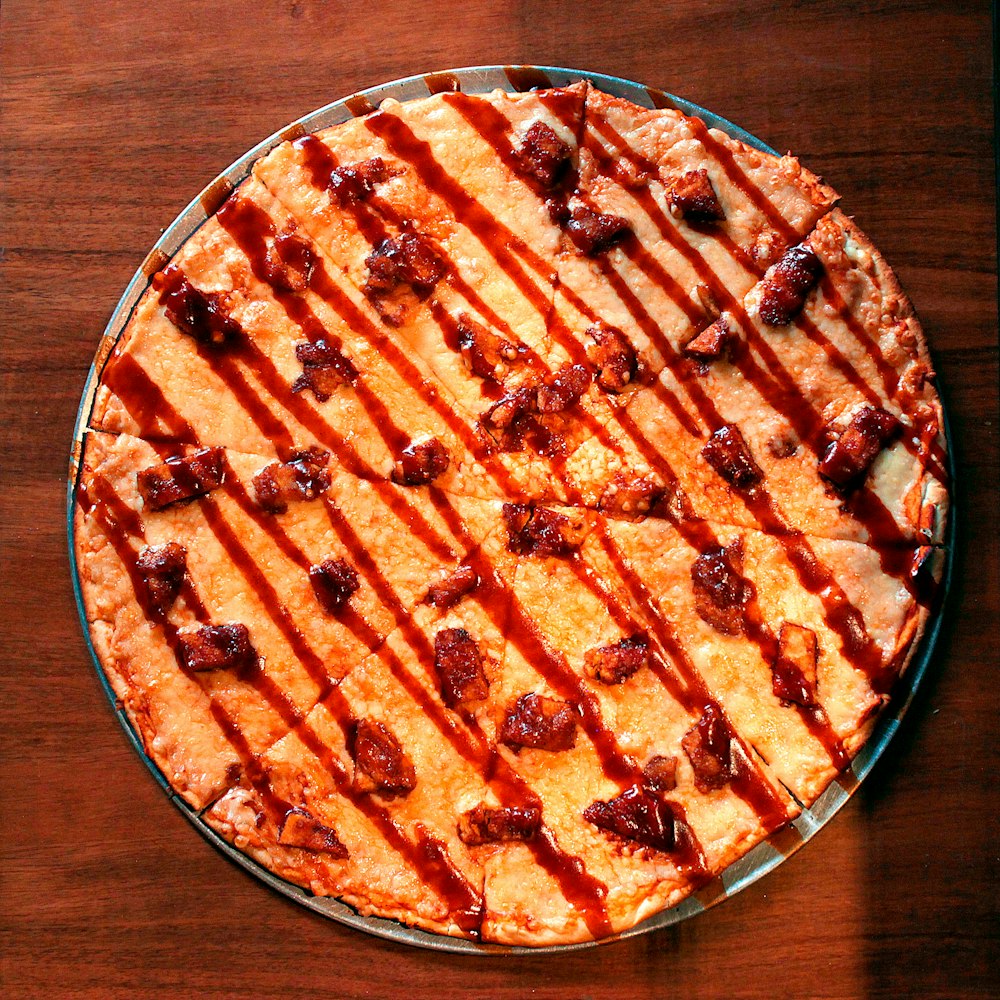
xmin=67 ymin=64 xmax=954 ymax=954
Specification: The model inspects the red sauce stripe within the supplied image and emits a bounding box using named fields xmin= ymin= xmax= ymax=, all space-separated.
xmin=585 ymin=111 xmax=940 ymax=549
xmin=93 ymin=367 xmax=486 ymax=931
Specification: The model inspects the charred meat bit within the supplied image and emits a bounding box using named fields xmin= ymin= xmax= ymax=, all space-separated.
xmin=179 ymin=623 xmax=258 ymax=674
xmin=458 ymin=803 xmax=542 ymax=845
xmin=519 ymin=121 xmax=571 ymax=188
xmin=425 ymin=564 xmax=479 ymax=610
xmin=137 ymin=448 xmax=226 ymax=512
xmin=565 ymin=202 xmax=631 ymax=256
xmin=482 ymin=386 xmax=538 ymax=450
xmin=818 ymin=406 xmax=899 ymax=488
xmin=351 ymin=719 xmax=417 ymax=796
xmin=584 ymin=785 xmax=676 ymax=852
xmin=278 ymin=806 xmax=349 ymax=857
xmin=263 ymin=226 xmax=316 ymax=293
xmin=364 ymin=233 xmax=445 ymax=296
xmin=758 ymin=243 xmax=823 ymax=326
xmin=154 ymin=267 xmax=242 ymax=346
xmin=309 ymin=558 xmax=360 ymax=614
xmin=584 ymin=634 xmax=650 ymax=685
xmin=291 ymin=339 xmax=358 ymax=402
xmin=503 ymin=504 xmax=583 ymax=557
xmin=500 ymin=693 xmax=578 ymax=753
xmin=328 ymin=157 xmax=389 ymax=205
xmin=434 ymin=627 xmax=489 ymax=707
xmin=771 ymin=623 xmax=819 ymax=707
xmin=642 ymin=755 xmax=678 ymax=794
xmin=536 ymin=363 xmax=592 ymax=414
xmin=691 ymin=540 xmax=750 ymax=636
xmin=252 ymin=447 xmax=332 ymax=513
xmin=598 ymin=475 xmax=666 ymax=520
xmin=682 ymin=704 xmax=733 ymax=793
xmin=586 ymin=322 xmax=639 ymax=393
xmin=136 ymin=542 xmax=188 ymax=617
xmin=457 ymin=313 xmax=519 ymax=382
xmin=391 ymin=437 xmax=450 ymax=486
xmin=668 ymin=169 xmax=724 ymax=222
xmin=684 ymin=316 xmax=733 ymax=362
xmin=702 ymin=424 xmax=764 ymax=490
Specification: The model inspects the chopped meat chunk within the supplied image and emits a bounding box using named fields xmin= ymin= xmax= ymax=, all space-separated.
xmin=682 ymin=704 xmax=733 ymax=793
xmin=598 ymin=475 xmax=666 ymax=520
xmin=518 ymin=121 xmax=571 ymax=188
xmin=584 ymin=785 xmax=676 ymax=852
xmin=154 ymin=266 xmax=242 ymax=346
xmin=252 ymin=447 xmax=331 ymax=513
xmin=328 ymin=157 xmax=390 ymax=205
xmin=771 ymin=622 xmax=819 ymax=707
xmin=481 ymin=386 xmax=538 ymax=450
xmin=565 ymin=202 xmax=631 ymax=256
xmin=178 ymin=623 xmax=258 ymax=674
xmin=456 ymin=313 xmax=519 ymax=382
xmin=684 ymin=316 xmax=733 ymax=361
xmin=642 ymin=755 xmax=678 ymax=793
xmin=309 ymin=558 xmax=360 ymax=614
xmin=364 ymin=233 xmax=445 ymax=295
xmin=458 ymin=804 xmax=542 ymax=845
xmin=584 ymin=634 xmax=650 ymax=685
xmin=818 ymin=406 xmax=899 ymax=488
xmin=668 ymin=169 xmax=724 ymax=222
xmin=502 ymin=503 xmax=583 ymax=557
xmin=499 ymin=693 xmax=578 ymax=752
xmin=691 ymin=540 xmax=750 ymax=636
xmin=391 ymin=437 xmax=450 ymax=486
xmin=425 ymin=565 xmax=479 ymax=610
xmin=136 ymin=542 xmax=188 ymax=618
xmin=536 ymin=363 xmax=591 ymax=413
xmin=434 ymin=627 xmax=489 ymax=707
xmin=278 ymin=806 xmax=349 ymax=857
xmin=263 ymin=225 xmax=316 ymax=292
xmin=351 ymin=719 xmax=417 ymax=796
xmin=291 ymin=339 xmax=357 ymax=402
xmin=702 ymin=424 xmax=764 ymax=490
xmin=758 ymin=243 xmax=823 ymax=325
xmin=137 ymin=447 xmax=226 ymax=512
xmin=586 ymin=322 xmax=639 ymax=393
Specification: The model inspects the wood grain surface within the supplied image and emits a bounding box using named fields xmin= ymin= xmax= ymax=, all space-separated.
xmin=1 ymin=2 xmax=996 ymax=997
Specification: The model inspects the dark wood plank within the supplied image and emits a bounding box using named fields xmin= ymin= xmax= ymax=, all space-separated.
xmin=2 ymin=1 xmax=996 ymax=997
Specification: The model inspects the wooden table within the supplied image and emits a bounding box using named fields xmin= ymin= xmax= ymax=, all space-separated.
xmin=2 ymin=2 xmax=996 ymax=996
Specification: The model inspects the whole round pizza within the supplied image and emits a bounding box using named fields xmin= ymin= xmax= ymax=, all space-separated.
xmin=72 ymin=73 xmax=948 ymax=947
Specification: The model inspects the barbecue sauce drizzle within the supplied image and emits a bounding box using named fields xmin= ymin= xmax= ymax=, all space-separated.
xmin=433 ymin=93 xmax=909 ymax=690
xmin=85 ymin=88 xmax=945 ymax=933
xmin=103 ymin=322 xmax=616 ymax=936
xmin=95 ymin=360 xmax=485 ymax=934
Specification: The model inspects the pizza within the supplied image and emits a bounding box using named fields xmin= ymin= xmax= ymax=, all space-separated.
xmin=72 ymin=79 xmax=948 ymax=946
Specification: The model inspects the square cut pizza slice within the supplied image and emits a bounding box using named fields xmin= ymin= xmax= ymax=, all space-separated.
xmin=593 ymin=511 xmax=942 ymax=805
xmin=470 ymin=503 xmax=796 ymax=944
xmin=74 ymin=431 xmax=507 ymax=807
xmin=92 ymin=174 xmax=503 ymax=499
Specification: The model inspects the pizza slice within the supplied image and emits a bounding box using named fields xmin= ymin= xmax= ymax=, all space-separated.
xmin=474 ymin=503 xmax=796 ymax=943
xmin=591 ymin=511 xmax=943 ymax=805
